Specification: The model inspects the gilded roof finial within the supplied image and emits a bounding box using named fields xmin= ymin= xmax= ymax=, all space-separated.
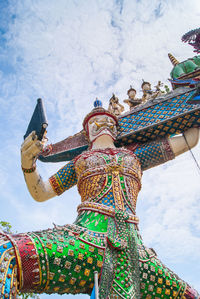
xmin=168 ymin=53 xmax=179 ymax=66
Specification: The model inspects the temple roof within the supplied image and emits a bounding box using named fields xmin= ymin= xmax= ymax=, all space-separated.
xmin=170 ymin=54 xmax=200 ymax=79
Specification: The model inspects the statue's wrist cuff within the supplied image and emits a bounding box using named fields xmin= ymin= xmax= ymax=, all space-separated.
xmin=21 ymin=164 xmax=36 ymax=173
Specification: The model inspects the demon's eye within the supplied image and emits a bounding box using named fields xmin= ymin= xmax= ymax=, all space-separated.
xmin=89 ymin=118 xmax=97 ymax=124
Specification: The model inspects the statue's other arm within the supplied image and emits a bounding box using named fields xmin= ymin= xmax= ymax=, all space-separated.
xmin=133 ymin=128 xmax=199 ymax=171
xmin=21 ymin=131 xmax=77 ymax=202
xmin=169 ymin=127 xmax=199 ymax=157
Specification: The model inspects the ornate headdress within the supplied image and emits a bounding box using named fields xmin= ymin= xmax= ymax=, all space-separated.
xmin=141 ymin=80 xmax=151 ymax=88
xmin=83 ymin=99 xmax=118 ymax=135
xmin=127 ymin=85 xmax=136 ymax=95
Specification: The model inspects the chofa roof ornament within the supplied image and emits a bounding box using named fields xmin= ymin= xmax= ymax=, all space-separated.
xmin=168 ymin=53 xmax=179 ymax=66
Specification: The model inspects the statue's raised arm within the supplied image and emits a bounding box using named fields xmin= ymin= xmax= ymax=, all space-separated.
xmin=21 ymin=131 xmax=56 ymax=201
xmin=21 ymin=130 xmax=77 ymax=202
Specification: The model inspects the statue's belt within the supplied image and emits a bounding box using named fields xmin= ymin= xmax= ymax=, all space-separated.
xmin=77 ymin=202 xmax=139 ymax=224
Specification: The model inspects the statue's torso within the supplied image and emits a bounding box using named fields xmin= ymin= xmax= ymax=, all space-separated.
xmin=74 ymin=148 xmax=142 ymax=215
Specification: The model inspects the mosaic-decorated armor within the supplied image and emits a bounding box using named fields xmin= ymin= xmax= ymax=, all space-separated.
xmin=0 ymin=137 xmax=199 ymax=298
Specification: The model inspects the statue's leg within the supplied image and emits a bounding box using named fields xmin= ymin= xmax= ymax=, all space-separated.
xmin=138 ymin=246 xmax=199 ymax=298
xmin=0 ymin=233 xmax=18 ymax=298
xmin=8 ymin=224 xmax=105 ymax=296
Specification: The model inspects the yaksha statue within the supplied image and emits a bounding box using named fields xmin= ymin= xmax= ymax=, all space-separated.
xmin=0 ymin=101 xmax=199 ymax=298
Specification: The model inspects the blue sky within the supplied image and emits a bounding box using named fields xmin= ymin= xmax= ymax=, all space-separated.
xmin=0 ymin=0 xmax=200 ymax=298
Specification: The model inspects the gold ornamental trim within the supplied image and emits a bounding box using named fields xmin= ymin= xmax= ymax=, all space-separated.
xmin=77 ymin=163 xmax=141 ymax=188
